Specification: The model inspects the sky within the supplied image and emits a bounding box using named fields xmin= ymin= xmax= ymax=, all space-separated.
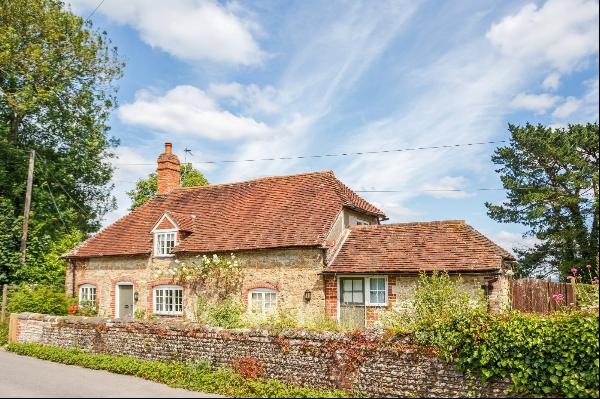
xmin=69 ymin=0 xmax=599 ymax=254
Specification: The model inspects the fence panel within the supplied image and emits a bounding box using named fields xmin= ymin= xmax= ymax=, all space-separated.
xmin=511 ymin=278 xmax=575 ymax=314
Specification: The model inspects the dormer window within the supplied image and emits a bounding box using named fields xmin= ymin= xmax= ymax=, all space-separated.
xmin=155 ymin=231 xmax=177 ymax=256
xmin=152 ymin=213 xmax=180 ymax=257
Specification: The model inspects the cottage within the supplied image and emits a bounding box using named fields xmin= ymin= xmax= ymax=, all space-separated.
xmin=64 ymin=143 xmax=515 ymax=327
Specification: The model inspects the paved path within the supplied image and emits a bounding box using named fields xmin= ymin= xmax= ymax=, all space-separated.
xmin=0 ymin=349 xmax=220 ymax=398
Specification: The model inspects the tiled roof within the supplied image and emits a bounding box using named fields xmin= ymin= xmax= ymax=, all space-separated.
xmin=65 ymin=171 xmax=385 ymax=258
xmin=326 ymin=221 xmax=514 ymax=273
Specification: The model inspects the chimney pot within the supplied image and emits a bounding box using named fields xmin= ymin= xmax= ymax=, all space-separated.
xmin=157 ymin=142 xmax=180 ymax=195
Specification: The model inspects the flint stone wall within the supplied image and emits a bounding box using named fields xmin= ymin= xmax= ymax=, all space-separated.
xmin=10 ymin=313 xmax=512 ymax=398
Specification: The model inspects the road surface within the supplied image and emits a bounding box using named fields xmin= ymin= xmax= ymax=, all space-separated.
xmin=0 ymin=349 xmax=220 ymax=398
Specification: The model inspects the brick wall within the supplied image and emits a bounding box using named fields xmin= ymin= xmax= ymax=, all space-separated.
xmin=10 ymin=313 xmax=512 ymax=398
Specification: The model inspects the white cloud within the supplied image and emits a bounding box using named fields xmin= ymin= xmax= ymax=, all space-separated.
xmin=494 ymin=231 xmax=541 ymax=255
xmin=209 ymin=82 xmax=281 ymax=115
xmin=542 ymin=72 xmax=561 ymax=90
xmin=117 ymin=85 xmax=274 ymax=140
xmin=552 ymin=96 xmax=583 ymax=119
xmin=486 ymin=0 xmax=599 ymax=72
xmin=510 ymin=92 xmax=561 ymax=114
xmin=70 ymin=0 xmax=265 ymax=65
xmin=421 ymin=176 xmax=473 ymax=199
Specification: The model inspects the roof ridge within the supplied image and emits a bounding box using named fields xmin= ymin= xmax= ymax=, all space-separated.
xmin=351 ymin=220 xmax=466 ymax=229
xmin=166 ymin=170 xmax=335 ymax=194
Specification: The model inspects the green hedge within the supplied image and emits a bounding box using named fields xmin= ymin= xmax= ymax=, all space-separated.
xmin=7 ymin=285 xmax=72 ymax=315
xmin=424 ymin=310 xmax=599 ymax=398
xmin=7 ymin=343 xmax=347 ymax=398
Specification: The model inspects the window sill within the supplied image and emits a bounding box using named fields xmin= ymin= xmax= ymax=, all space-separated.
xmin=153 ymin=254 xmax=175 ymax=258
xmin=153 ymin=312 xmax=184 ymax=317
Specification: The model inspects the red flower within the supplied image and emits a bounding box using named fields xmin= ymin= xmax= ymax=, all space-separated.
xmin=68 ymin=304 xmax=79 ymax=314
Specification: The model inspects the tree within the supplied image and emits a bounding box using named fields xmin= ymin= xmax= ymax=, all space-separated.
xmin=127 ymin=164 xmax=209 ymax=210
xmin=486 ymin=123 xmax=599 ymax=281
xmin=0 ymin=0 xmax=124 ymax=285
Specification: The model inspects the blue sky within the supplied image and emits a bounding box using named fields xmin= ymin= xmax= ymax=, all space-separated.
xmin=69 ymin=0 xmax=599 ymax=253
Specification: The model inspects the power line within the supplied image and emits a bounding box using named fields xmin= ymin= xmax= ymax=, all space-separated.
xmin=36 ymin=154 xmax=96 ymax=218
xmin=356 ymin=188 xmax=507 ymax=193
xmin=86 ymin=0 xmax=106 ymax=20
xmin=112 ymin=140 xmax=507 ymax=166
xmin=44 ymin=182 xmax=70 ymax=233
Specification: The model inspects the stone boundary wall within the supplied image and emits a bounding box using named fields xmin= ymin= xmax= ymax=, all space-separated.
xmin=9 ymin=313 xmax=512 ymax=398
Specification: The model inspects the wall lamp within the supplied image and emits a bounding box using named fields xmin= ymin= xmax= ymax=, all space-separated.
xmin=304 ymin=290 xmax=312 ymax=302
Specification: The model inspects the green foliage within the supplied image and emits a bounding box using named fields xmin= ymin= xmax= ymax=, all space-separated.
xmin=0 ymin=321 xmax=8 ymax=346
xmin=7 ymin=285 xmax=70 ymax=315
xmin=1 ymin=0 xmax=124 ymax=286
xmin=574 ymin=283 xmax=600 ymax=309
xmin=127 ymin=164 xmax=209 ymax=210
xmin=423 ymin=310 xmax=599 ymax=398
xmin=379 ymin=271 xmax=485 ymax=334
xmin=486 ymin=123 xmax=599 ymax=280
xmin=7 ymin=343 xmax=348 ymax=398
xmin=201 ymin=296 xmax=245 ymax=329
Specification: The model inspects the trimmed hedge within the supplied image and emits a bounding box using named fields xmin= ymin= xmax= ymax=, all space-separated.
xmin=423 ymin=310 xmax=599 ymax=398
xmin=7 ymin=343 xmax=348 ymax=398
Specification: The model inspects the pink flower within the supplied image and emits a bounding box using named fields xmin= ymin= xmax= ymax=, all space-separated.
xmin=566 ymin=275 xmax=574 ymax=280
xmin=577 ymin=275 xmax=583 ymax=281
xmin=552 ymin=293 xmax=564 ymax=302
xmin=586 ymin=264 xmax=592 ymax=269
xmin=571 ymin=267 xmax=578 ymax=274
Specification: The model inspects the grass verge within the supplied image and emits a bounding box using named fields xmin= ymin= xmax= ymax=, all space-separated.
xmin=7 ymin=342 xmax=348 ymax=398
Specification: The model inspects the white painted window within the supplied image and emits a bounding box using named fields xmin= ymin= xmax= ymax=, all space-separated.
xmin=153 ymin=285 xmax=183 ymax=316
xmin=366 ymin=277 xmax=387 ymax=306
xmin=78 ymin=284 xmax=96 ymax=306
xmin=355 ymin=219 xmax=370 ymax=226
xmin=248 ymin=288 xmax=277 ymax=314
xmin=154 ymin=231 xmax=177 ymax=257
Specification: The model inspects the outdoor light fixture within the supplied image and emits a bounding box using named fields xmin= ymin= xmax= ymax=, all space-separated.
xmin=134 ymin=292 xmax=139 ymax=302
xmin=304 ymin=290 xmax=311 ymax=302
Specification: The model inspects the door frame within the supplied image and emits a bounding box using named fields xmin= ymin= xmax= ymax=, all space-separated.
xmin=115 ymin=282 xmax=135 ymax=318
xmin=336 ymin=276 xmax=366 ymax=328
xmin=335 ymin=275 xmax=389 ymax=327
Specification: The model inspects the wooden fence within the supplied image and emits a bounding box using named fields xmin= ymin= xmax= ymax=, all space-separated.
xmin=511 ymin=278 xmax=576 ymax=314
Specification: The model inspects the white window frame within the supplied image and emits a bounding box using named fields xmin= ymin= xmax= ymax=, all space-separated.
xmin=248 ymin=288 xmax=278 ymax=315
xmin=355 ymin=219 xmax=370 ymax=226
xmin=366 ymin=276 xmax=388 ymax=306
xmin=78 ymin=284 xmax=96 ymax=306
xmin=154 ymin=229 xmax=178 ymax=257
xmin=153 ymin=285 xmax=184 ymax=316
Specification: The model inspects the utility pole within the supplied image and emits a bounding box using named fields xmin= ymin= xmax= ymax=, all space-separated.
xmin=20 ymin=149 xmax=35 ymax=263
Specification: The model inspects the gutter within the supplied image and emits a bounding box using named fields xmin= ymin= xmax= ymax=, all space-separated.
xmin=319 ymin=270 xmax=503 ymax=276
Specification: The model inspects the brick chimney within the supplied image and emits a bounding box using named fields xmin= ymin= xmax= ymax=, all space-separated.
xmin=157 ymin=143 xmax=180 ymax=195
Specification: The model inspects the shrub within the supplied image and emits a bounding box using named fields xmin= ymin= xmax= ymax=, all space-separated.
xmin=7 ymin=343 xmax=348 ymax=398
xmin=430 ymin=310 xmax=599 ymax=398
xmin=0 ymin=321 xmax=8 ymax=346
xmin=205 ymin=296 xmax=245 ymax=328
xmin=379 ymin=271 xmax=485 ymax=334
xmin=7 ymin=285 xmax=70 ymax=315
